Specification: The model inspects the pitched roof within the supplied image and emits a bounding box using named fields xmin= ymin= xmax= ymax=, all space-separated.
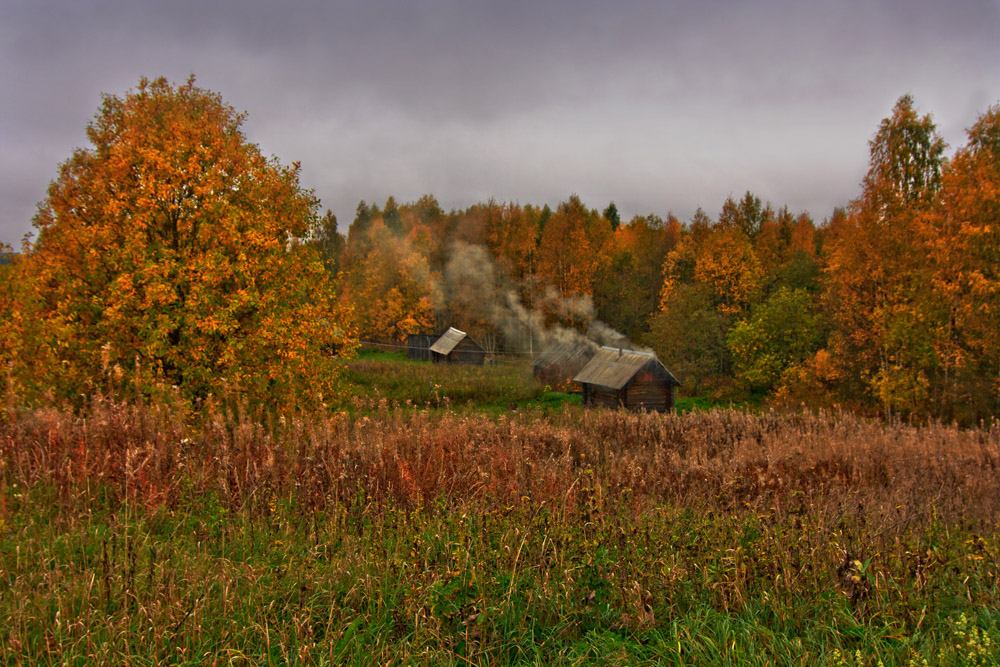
xmin=532 ymin=340 xmax=597 ymax=371
xmin=430 ymin=327 xmax=468 ymax=355
xmin=573 ymin=347 xmax=679 ymax=389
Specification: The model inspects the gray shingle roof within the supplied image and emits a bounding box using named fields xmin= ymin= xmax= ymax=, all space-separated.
xmin=573 ymin=347 xmax=679 ymax=389
xmin=532 ymin=340 xmax=597 ymax=371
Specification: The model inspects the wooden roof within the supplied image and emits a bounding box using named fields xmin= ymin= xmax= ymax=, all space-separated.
xmin=430 ymin=327 xmax=470 ymax=355
xmin=573 ymin=347 xmax=679 ymax=390
xmin=532 ymin=340 xmax=597 ymax=371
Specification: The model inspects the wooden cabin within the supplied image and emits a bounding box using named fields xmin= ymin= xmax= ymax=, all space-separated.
xmin=532 ymin=340 xmax=597 ymax=388
xmin=574 ymin=347 xmax=680 ymax=412
xmin=430 ymin=327 xmax=486 ymax=365
xmin=406 ymin=333 xmax=434 ymax=361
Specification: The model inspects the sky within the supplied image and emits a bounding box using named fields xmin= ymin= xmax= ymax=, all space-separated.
xmin=2 ymin=0 xmax=999 ymax=247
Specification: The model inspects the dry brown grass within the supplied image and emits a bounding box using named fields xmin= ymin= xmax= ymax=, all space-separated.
xmin=3 ymin=399 xmax=997 ymax=531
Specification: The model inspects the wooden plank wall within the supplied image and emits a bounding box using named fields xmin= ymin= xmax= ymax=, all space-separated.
xmin=588 ymin=386 xmax=623 ymax=409
xmin=583 ymin=375 xmax=675 ymax=412
xmin=625 ymin=378 xmax=668 ymax=412
xmin=407 ymin=335 xmax=433 ymax=361
xmin=453 ymin=338 xmax=485 ymax=365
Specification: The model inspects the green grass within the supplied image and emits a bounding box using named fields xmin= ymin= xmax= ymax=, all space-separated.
xmin=674 ymin=395 xmax=720 ymax=413
xmin=355 ymin=347 xmax=411 ymax=363
xmin=2 ymin=488 xmax=997 ymax=665
xmin=341 ymin=353 xmax=545 ymax=413
xmin=475 ymin=390 xmax=583 ymax=416
xmin=343 ymin=354 xmax=584 ymax=417
xmin=675 ymin=391 xmax=769 ymax=414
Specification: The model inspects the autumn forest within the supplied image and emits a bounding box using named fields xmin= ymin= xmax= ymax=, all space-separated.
xmin=324 ymin=93 xmax=1000 ymax=423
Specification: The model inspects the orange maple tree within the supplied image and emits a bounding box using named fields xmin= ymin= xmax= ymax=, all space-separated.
xmin=8 ymin=76 xmax=355 ymax=406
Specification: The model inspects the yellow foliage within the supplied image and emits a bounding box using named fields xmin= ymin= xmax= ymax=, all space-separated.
xmin=341 ymin=220 xmax=439 ymax=341
xmin=692 ymin=229 xmax=763 ymax=315
xmin=4 ymin=76 xmax=356 ymax=408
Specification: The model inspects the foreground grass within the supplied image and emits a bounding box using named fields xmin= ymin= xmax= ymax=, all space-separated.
xmin=3 ymin=491 xmax=997 ymax=665
xmin=1 ymin=402 xmax=999 ymax=664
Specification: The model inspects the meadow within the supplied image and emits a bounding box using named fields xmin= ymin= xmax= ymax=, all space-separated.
xmin=0 ymin=358 xmax=998 ymax=665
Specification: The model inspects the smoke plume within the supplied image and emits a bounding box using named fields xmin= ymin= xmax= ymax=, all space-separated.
xmin=443 ymin=241 xmax=642 ymax=356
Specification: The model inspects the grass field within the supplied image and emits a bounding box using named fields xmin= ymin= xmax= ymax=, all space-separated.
xmin=342 ymin=349 xmax=580 ymax=415
xmin=1 ymin=359 xmax=998 ymax=665
xmin=343 ymin=349 xmax=720 ymax=416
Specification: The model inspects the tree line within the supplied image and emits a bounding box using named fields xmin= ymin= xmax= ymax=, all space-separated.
xmin=332 ymin=95 xmax=1000 ymax=422
xmin=0 ymin=78 xmax=997 ymax=421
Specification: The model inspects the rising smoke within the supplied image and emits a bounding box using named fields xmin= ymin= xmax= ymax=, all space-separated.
xmin=443 ymin=241 xmax=643 ymax=357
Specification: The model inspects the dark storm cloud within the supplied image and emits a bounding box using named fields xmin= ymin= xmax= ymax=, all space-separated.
xmin=2 ymin=0 xmax=999 ymax=246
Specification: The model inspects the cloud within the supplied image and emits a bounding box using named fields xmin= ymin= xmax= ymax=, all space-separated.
xmin=2 ymin=0 xmax=999 ymax=245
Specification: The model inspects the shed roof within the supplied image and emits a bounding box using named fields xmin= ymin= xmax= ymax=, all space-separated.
xmin=430 ymin=327 xmax=468 ymax=355
xmin=573 ymin=347 xmax=679 ymax=390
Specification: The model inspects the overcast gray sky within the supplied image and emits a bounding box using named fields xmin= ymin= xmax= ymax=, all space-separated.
xmin=2 ymin=0 xmax=999 ymax=247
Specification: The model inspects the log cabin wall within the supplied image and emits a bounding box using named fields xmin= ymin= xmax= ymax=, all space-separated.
xmin=449 ymin=338 xmax=486 ymax=365
xmin=624 ymin=375 xmax=669 ymax=412
xmin=588 ymin=386 xmax=624 ymax=409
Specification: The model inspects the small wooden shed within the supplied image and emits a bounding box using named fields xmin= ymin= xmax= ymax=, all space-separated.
xmin=574 ymin=347 xmax=680 ymax=412
xmin=532 ymin=340 xmax=597 ymax=388
xmin=406 ymin=333 xmax=434 ymax=361
xmin=430 ymin=327 xmax=486 ymax=365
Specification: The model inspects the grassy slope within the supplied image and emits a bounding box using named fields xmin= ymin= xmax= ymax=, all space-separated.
xmin=342 ymin=349 xmax=578 ymax=415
